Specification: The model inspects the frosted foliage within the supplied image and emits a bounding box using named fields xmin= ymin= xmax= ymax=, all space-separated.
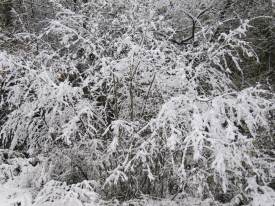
xmin=0 ymin=0 xmax=274 ymax=205
xmin=33 ymin=180 xmax=100 ymax=206
xmin=151 ymin=87 xmax=272 ymax=192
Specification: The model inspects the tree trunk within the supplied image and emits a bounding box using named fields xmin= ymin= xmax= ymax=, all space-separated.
xmin=0 ymin=0 xmax=12 ymax=28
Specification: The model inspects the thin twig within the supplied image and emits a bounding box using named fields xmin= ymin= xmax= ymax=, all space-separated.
xmin=141 ymin=73 xmax=156 ymax=117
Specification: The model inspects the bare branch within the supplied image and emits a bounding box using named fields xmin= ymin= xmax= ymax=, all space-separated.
xmin=169 ymin=7 xmax=213 ymax=45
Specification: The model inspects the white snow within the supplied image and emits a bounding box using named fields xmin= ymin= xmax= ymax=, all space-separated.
xmin=0 ymin=184 xmax=32 ymax=206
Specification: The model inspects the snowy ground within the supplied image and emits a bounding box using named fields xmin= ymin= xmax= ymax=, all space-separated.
xmin=0 ymin=184 xmax=32 ymax=206
xmin=1 ymin=182 xmax=275 ymax=206
xmin=0 ymin=155 xmax=274 ymax=206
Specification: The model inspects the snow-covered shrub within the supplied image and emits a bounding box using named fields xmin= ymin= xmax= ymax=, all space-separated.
xmin=0 ymin=0 xmax=274 ymax=204
xmin=33 ymin=180 xmax=100 ymax=206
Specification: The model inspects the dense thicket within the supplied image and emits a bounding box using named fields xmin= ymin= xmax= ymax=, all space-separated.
xmin=0 ymin=0 xmax=274 ymax=205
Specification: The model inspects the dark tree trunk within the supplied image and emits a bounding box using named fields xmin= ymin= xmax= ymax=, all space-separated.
xmin=0 ymin=0 xmax=12 ymax=28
